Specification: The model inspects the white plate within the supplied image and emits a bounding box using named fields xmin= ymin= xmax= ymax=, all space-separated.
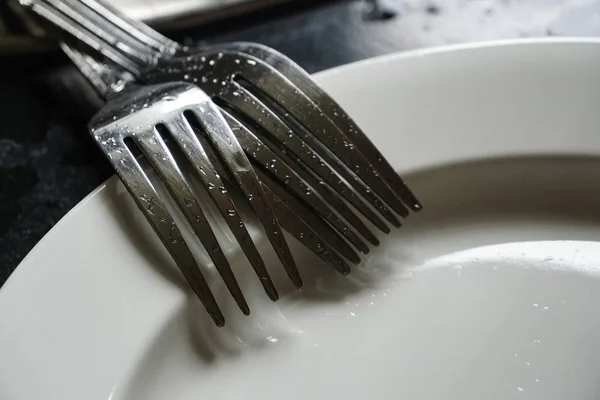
xmin=2 ymin=39 xmax=600 ymax=400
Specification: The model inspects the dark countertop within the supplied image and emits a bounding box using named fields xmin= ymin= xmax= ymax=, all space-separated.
xmin=1 ymin=0 xmax=599 ymax=285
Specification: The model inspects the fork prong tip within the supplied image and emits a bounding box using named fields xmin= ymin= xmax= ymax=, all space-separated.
xmin=292 ymin=277 xmax=303 ymax=290
xmin=266 ymin=287 xmax=279 ymax=302
xmin=211 ymin=313 xmax=226 ymax=328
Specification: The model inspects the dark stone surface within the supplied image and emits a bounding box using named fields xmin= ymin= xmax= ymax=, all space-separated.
xmin=1 ymin=0 xmax=599 ymax=285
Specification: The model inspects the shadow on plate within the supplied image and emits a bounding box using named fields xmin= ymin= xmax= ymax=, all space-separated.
xmin=107 ymin=154 xmax=600 ymax=371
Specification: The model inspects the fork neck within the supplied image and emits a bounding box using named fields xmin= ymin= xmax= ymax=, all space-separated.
xmin=60 ymin=41 xmax=135 ymax=100
xmin=20 ymin=0 xmax=180 ymax=77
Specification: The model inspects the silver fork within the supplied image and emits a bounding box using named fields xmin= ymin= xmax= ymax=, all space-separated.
xmin=21 ymin=0 xmax=422 ymax=246
xmin=63 ymin=44 xmax=359 ymax=325
xmin=70 ymin=52 xmax=303 ymax=327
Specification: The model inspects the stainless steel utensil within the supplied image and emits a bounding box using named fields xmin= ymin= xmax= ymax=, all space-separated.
xmin=20 ymin=0 xmax=422 ymax=242
xmin=63 ymin=46 xmax=300 ymax=326
xmin=19 ymin=0 xmax=423 ymax=325
xmin=61 ymin=44 xmax=359 ymax=326
xmin=2 ymin=0 xmax=296 ymax=55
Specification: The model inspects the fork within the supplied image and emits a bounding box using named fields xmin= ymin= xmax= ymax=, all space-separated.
xmin=21 ymin=0 xmax=422 ymax=243
xmin=65 ymin=46 xmax=306 ymax=327
xmin=63 ymin=44 xmax=361 ymax=326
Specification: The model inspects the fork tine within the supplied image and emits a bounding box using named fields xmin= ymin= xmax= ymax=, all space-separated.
xmin=131 ymin=125 xmax=250 ymax=315
xmin=260 ymin=177 xmax=351 ymax=275
xmin=96 ymin=134 xmax=225 ymax=326
xmin=161 ymin=116 xmax=279 ymax=301
xmin=222 ymin=42 xmax=422 ymax=211
xmin=185 ymin=99 xmax=303 ymax=290
xmin=217 ymin=85 xmax=397 ymax=233
xmin=194 ymin=128 xmax=355 ymax=273
xmin=220 ymin=108 xmax=372 ymax=254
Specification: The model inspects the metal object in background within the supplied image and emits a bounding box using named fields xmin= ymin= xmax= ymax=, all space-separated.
xmin=0 ymin=0 xmax=295 ymax=54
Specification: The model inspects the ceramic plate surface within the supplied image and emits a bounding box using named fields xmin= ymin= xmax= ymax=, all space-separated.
xmin=2 ymin=39 xmax=600 ymax=400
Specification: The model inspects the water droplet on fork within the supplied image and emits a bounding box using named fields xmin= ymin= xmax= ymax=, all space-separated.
xmin=169 ymin=222 xmax=180 ymax=244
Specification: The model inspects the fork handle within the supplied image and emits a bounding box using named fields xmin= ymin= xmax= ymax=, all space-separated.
xmin=19 ymin=0 xmax=179 ymax=76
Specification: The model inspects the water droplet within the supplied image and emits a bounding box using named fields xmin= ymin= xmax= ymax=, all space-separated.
xmin=207 ymin=182 xmax=216 ymax=190
xmin=168 ymin=222 xmax=180 ymax=244
xmin=184 ymin=74 xmax=189 ymax=80
xmin=209 ymin=60 xmax=215 ymax=66
xmin=234 ymin=59 xmax=240 ymax=64
xmin=246 ymin=59 xmax=257 ymax=65
xmin=227 ymin=208 xmax=236 ymax=217
xmin=517 ymin=387 xmax=524 ymax=392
